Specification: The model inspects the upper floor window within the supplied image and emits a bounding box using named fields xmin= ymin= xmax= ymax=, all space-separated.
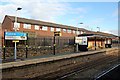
xmin=51 ymin=27 xmax=54 ymax=32
xmin=67 ymin=29 xmax=71 ymax=33
xmin=23 ymin=23 xmax=31 ymax=29
xmin=63 ymin=29 xmax=66 ymax=33
xmin=14 ymin=22 xmax=20 ymax=28
xmin=81 ymin=31 xmax=84 ymax=34
xmin=73 ymin=30 xmax=76 ymax=34
xmin=42 ymin=26 xmax=48 ymax=31
xmin=76 ymin=31 xmax=80 ymax=34
xmin=56 ymin=28 xmax=61 ymax=31
xmin=35 ymin=25 xmax=39 ymax=30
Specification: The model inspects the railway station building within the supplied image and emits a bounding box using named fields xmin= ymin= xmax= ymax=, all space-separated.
xmin=1 ymin=15 xmax=117 ymax=48
xmin=2 ymin=15 xmax=90 ymax=38
xmin=1 ymin=15 xmax=118 ymax=59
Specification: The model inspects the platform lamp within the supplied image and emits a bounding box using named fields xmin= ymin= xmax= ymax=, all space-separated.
xmin=76 ymin=22 xmax=83 ymax=52
xmin=14 ymin=7 xmax=22 ymax=60
xmin=14 ymin=7 xmax=22 ymax=31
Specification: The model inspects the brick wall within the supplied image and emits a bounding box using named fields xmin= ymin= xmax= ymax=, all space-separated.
xmin=2 ymin=21 xmax=77 ymax=38
xmin=17 ymin=23 xmax=76 ymax=37
xmin=2 ymin=16 xmax=13 ymax=31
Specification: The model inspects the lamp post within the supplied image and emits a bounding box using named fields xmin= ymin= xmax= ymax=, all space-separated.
xmin=76 ymin=27 xmax=78 ymax=52
xmin=14 ymin=7 xmax=22 ymax=31
xmin=76 ymin=22 xmax=83 ymax=52
xmin=97 ymin=27 xmax=100 ymax=32
xmin=14 ymin=7 xmax=22 ymax=60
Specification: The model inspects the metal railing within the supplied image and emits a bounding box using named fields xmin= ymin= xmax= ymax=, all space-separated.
xmin=2 ymin=37 xmax=76 ymax=60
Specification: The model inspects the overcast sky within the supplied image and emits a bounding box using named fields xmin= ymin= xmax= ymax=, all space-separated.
xmin=0 ymin=0 xmax=119 ymax=36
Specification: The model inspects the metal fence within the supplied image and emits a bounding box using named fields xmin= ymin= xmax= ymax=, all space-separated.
xmin=2 ymin=37 xmax=76 ymax=60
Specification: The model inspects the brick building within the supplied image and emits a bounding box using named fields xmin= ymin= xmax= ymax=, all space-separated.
xmin=1 ymin=15 xmax=118 ymax=58
xmin=2 ymin=15 xmax=90 ymax=38
xmin=1 ymin=15 xmax=117 ymax=48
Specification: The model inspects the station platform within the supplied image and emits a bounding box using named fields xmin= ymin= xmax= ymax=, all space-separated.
xmin=0 ymin=47 xmax=118 ymax=70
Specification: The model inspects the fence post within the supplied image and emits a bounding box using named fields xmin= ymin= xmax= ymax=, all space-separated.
xmin=3 ymin=45 xmax=5 ymax=60
xmin=101 ymin=38 xmax=102 ymax=47
xmin=44 ymin=38 xmax=45 ymax=46
xmin=53 ymin=36 xmax=55 ymax=55
xmin=74 ymin=37 xmax=76 ymax=52
xmin=3 ymin=32 xmax=6 ymax=60
xmin=95 ymin=37 xmax=96 ymax=50
xmin=26 ymin=45 xmax=28 ymax=58
xmin=58 ymin=37 xmax=59 ymax=45
xmin=26 ymin=33 xmax=28 ymax=58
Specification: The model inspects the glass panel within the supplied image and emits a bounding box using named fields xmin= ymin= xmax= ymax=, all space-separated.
xmin=42 ymin=26 xmax=48 ymax=31
xmin=63 ymin=29 xmax=66 ymax=33
xmin=67 ymin=29 xmax=71 ymax=33
xmin=14 ymin=22 xmax=20 ymax=28
xmin=56 ymin=28 xmax=61 ymax=31
xmin=23 ymin=24 xmax=31 ymax=29
xmin=51 ymin=27 xmax=54 ymax=32
xmin=35 ymin=25 xmax=39 ymax=30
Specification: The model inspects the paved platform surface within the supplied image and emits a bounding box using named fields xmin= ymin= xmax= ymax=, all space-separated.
xmin=0 ymin=48 xmax=117 ymax=69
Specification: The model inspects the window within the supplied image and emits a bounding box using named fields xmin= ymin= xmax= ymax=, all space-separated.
xmin=73 ymin=30 xmax=76 ymax=34
xmin=67 ymin=29 xmax=71 ymax=33
xmin=81 ymin=31 xmax=84 ymax=34
xmin=23 ymin=23 xmax=31 ymax=29
xmin=42 ymin=26 xmax=48 ymax=31
xmin=51 ymin=27 xmax=54 ymax=32
xmin=14 ymin=22 xmax=20 ymax=28
xmin=35 ymin=25 xmax=39 ymax=30
xmin=76 ymin=31 xmax=80 ymax=34
xmin=56 ymin=28 xmax=61 ymax=31
xmin=63 ymin=29 xmax=66 ymax=33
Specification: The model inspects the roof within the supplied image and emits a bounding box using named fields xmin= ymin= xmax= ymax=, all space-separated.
xmin=5 ymin=15 xmax=89 ymax=32
xmin=3 ymin=15 xmax=117 ymax=38
xmin=78 ymin=31 xmax=117 ymax=38
xmin=93 ymin=31 xmax=117 ymax=37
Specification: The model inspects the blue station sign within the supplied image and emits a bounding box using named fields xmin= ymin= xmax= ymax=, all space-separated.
xmin=5 ymin=32 xmax=27 ymax=40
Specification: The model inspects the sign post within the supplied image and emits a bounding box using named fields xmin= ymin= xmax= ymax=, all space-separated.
xmin=53 ymin=36 xmax=55 ymax=55
xmin=15 ymin=41 xmax=17 ymax=59
xmin=5 ymin=32 xmax=27 ymax=60
xmin=53 ymin=31 xmax=61 ymax=55
xmin=54 ymin=31 xmax=61 ymax=36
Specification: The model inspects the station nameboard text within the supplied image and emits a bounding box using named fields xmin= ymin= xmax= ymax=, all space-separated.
xmin=5 ymin=32 xmax=27 ymax=40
